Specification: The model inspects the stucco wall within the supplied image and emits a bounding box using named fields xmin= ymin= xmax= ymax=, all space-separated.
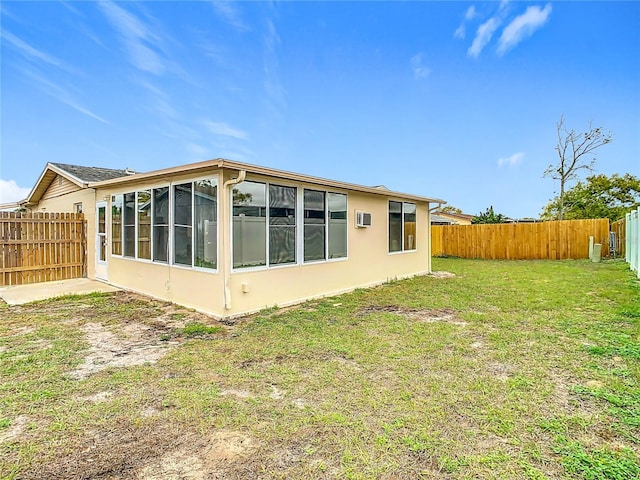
xmin=96 ymin=167 xmax=432 ymax=318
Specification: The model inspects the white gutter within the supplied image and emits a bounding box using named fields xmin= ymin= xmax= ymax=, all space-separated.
xmin=222 ymin=170 xmax=246 ymax=310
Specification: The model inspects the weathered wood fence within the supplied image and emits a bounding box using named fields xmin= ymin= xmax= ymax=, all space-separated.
xmin=1 ymin=212 xmax=87 ymax=286
xmin=431 ymin=219 xmax=610 ymax=260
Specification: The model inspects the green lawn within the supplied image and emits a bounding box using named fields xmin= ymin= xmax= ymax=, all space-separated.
xmin=1 ymin=258 xmax=639 ymax=479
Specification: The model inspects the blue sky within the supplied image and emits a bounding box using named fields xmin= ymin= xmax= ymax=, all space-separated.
xmin=1 ymin=1 xmax=638 ymax=218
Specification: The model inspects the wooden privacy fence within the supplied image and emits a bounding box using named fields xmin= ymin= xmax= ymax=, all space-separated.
xmin=1 ymin=212 xmax=87 ymax=286
xmin=431 ymin=219 xmax=610 ymax=260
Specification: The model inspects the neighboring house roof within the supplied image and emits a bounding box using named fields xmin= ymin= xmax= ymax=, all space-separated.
xmin=433 ymin=211 xmax=475 ymax=222
xmin=430 ymin=214 xmax=456 ymax=224
xmin=21 ymin=162 xmax=134 ymax=206
xmin=91 ymin=158 xmax=447 ymax=205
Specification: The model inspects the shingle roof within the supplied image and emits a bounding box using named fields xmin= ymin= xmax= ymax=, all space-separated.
xmin=50 ymin=163 xmax=133 ymax=183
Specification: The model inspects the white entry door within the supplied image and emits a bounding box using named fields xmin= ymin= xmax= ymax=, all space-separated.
xmin=95 ymin=201 xmax=108 ymax=280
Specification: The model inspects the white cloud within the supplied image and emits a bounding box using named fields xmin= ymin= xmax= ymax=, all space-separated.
xmin=497 ymin=152 xmax=524 ymax=168
xmin=454 ymin=5 xmax=478 ymax=39
xmin=263 ymin=16 xmax=286 ymax=116
xmin=1 ymin=31 xmax=75 ymax=72
xmin=465 ymin=5 xmax=478 ymax=21
xmin=410 ymin=53 xmax=431 ymax=79
xmin=0 ymin=179 xmax=30 ymax=204
xmin=211 ymin=1 xmax=249 ymax=32
xmin=19 ymin=67 xmax=110 ymax=124
xmin=204 ymin=121 xmax=248 ymax=140
xmin=98 ymin=1 xmax=165 ymax=74
xmin=468 ymin=17 xmax=501 ymax=58
xmin=498 ymin=4 xmax=552 ymax=55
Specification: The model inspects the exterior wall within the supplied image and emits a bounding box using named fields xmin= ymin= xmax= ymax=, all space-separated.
xmin=34 ymin=188 xmax=97 ymax=279
xmin=224 ymin=183 xmax=430 ymax=317
xmin=96 ymin=167 xmax=432 ymax=318
xmin=42 ymin=175 xmax=79 ymax=200
xmin=95 ymin=169 xmax=226 ymax=314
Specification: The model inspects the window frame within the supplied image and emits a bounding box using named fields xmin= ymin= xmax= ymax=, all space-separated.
xmin=108 ymin=174 xmax=219 ymax=273
xmin=231 ymin=179 xmax=348 ymax=272
xmin=388 ymin=200 xmax=418 ymax=254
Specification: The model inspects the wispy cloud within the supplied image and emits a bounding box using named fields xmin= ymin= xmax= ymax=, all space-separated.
xmin=468 ymin=17 xmax=502 ymax=58
xmin=2 ymin=31 xmax=72 ymax=71
xmin=497 ymin=4 xmax=552 ymax=55
xmin=263 ymin=16 xmax=286 ymax=116
xmin=497 ymin=152 xmax=524 ymax=168
xmin=20 ymin=67 xmax=110 ymax=124
xmin=0 ymin=179 xmax=31 ymax=203
xmin=204 ymin=121 xmax=248 ymax=140
xmin=98 ymin=1 xmax=165 ymax=74
xmin=454 ymin=5 xmax=478 ymax=39
xmin=410 ymin=53 xmax=431 ymax=80
xmin=211 ymin=1 xmax=249 ymax=32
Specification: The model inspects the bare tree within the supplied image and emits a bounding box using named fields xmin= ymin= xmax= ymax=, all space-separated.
xmin=544 ymin=115 xmax=612 ymax=220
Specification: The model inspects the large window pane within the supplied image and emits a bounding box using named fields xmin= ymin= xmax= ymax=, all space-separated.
xmin=304 ymin=189 xmax=325 ymax=262
xmin=152 ymin=187 xmax=169 ymax=262
xmin=233 ymin=181 xmax=266 ymax=268
xmin=389 ymin=201 xmax=402 ymax=253
xmin=123 ymin=192 xmax=136 ymax=257
xmin=173 ymin=183 xmax=192 ymax=266
xmin=269 ymin=184 xmax=296 ymax=265
xmin=194 ymin=179 xmax=217 ymax=269
xmin=137 ymin=190 xmax=151 ymax=260
xmin=403 ymin=202 xmax=417 ymax=250
xmin=111 ymin=195 xmax=122 ymax=255
xmin=328 ymin=193 xmax=347 ymax=259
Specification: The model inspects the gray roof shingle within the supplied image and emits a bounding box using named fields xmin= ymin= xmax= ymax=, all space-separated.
xmin=51 ymin=163 xmax=134 ymax=183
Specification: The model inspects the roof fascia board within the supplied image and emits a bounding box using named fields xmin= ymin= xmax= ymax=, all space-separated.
xmin=90 ymin=158 xmax=445 ymax=204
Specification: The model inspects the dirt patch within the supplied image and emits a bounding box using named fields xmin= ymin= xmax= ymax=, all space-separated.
xmin=358 ymin=305 xmax=466 ymax=325
xmin=137 ymin=430 xmax=255 ymax=480
xmin=0 ymin=415 xmax=29 ymax=443
xmin=220 ymin=389 xmax=255 ymax=399
xmin=22 ymin=421 xmax=255 ymax=480
xmin=69 ymin=322 xmax=178 ymax=380
xmin=430 ymin=271 xmax=456 ymax=279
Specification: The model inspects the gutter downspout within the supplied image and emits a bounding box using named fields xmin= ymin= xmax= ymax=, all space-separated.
xmin=222 ymin=170 xmax=246 ymax=310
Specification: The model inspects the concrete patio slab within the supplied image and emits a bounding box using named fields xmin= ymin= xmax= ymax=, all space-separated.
xmin=0 ymin=278 xmax=120 ymax=306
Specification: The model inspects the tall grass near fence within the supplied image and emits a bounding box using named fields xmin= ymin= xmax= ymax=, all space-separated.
xmin=431 ymin=218 xmax=610 ymax=260
xmin=0 ymin=212 xmax=86 ymax=286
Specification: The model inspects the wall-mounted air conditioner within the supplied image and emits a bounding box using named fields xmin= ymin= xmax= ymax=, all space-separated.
xmin=355 ymin=211 xmax=372 ymax=228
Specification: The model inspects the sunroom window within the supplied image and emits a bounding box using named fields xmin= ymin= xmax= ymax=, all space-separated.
xmin=194 ymin=180 xmax=217 ymax=269
xmin=123 ymin=192 xmax=136 ymax=258
xmin=137 ymin=190 xmax=151 ymax=260
xmin=328 ymin=193 xmax=347 ymax=259
xmin=233 ymin=181 xmax=267 ymax=268
xmin=152 ymin=187 xmax=169 ymax=263
xmin=111 ymin=194 xmax=123 ymax=255
xmin=389 ymin=201 xmax=417 ymax=253
xmin=304 ymin=189 xmax=326 ymax=262
xmin=269 ymin=184 xmax=296 ymax=265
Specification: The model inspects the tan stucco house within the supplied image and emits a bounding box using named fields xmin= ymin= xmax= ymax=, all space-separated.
xmin=18 ymin=159 xmax=445 ymax=318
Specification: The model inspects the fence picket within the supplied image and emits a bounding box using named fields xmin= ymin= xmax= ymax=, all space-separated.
xmin=431 ymin=219 xmax=610 ymax=260
xmin=0 ymin=212 xmax=87 ymax=286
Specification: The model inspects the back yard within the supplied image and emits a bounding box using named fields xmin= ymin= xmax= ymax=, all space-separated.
xmin=1 ymin=258 xmax=639 ymax=479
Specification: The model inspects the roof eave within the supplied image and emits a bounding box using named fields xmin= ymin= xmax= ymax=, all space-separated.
xmin=90 ymin=158 xmax=446 ymax=205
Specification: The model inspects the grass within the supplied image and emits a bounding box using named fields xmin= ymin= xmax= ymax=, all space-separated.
xmin=0 ymin=258 xmax=638 ymax=479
